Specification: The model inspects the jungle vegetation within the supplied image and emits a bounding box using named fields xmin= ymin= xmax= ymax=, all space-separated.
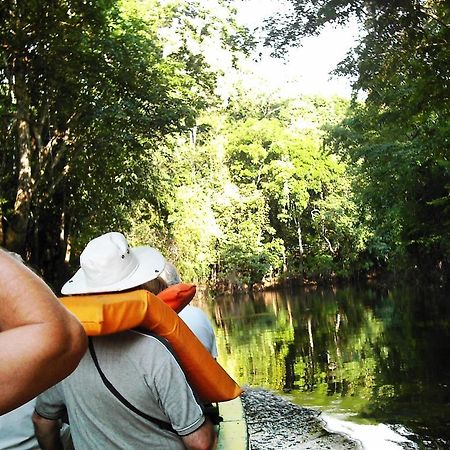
xmin=0 ymin=0 xmax=448 ymax=291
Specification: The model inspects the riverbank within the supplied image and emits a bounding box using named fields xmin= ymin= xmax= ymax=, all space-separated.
xmin=241 ymin=387 xmax=360 ymax=450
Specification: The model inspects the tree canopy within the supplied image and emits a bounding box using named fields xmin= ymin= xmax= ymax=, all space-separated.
xmin=264 ymin=0 xmax=450 ymax=281
xmin=1 ymin=0 xmax=448 ymax=289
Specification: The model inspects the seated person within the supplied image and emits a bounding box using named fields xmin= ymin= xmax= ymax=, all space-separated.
xmin=33 ymin=232 xmax=216 ymax=450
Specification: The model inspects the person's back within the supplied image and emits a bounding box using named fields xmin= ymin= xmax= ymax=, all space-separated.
xmin=36 ymin=330 xmax=204 ymax=449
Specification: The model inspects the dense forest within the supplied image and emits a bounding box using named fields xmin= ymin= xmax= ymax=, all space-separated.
xmin=1 ymin=0 xmax=449 ymax=291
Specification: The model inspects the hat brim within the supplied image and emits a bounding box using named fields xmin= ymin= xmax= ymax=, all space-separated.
xmin=61 ymin=247 xmax=166 ymax=295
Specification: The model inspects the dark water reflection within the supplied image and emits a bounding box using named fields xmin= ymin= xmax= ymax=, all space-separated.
xmin=201 ymin=284 xmax=450 ymax=448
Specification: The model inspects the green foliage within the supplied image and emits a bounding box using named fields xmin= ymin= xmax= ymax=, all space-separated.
xmin=264 ymin=0 xmax=450 ymax=281
xmin=5 ymin=0 xmax=445 ymax=286
xmin=0 ymin=0 xmax=248 ymax=286
xmin=175 ymin=94 xmax=375 ymax=286
xmin=214 ymin=185 xmax=283 ymax=287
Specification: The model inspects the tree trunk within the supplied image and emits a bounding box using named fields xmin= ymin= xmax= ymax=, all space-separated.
xmin=297 ymin=218 xmax=304 ymax=283
xmin=5 ymin=60 xmax=33 ymax=255
xmin=0 ymin=212 xmax=4 ymax=246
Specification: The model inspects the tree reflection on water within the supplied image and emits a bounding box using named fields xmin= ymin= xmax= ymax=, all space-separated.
xmin=201 ymin=285 xmax=450 ymax=448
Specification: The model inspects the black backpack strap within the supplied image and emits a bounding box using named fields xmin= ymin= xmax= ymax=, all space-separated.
xmin=88 ymin=337 xmax=176 ymax=433
xmin=203 ymin=403 xmax=223 ymax=425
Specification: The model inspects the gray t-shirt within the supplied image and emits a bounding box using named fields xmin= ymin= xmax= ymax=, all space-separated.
xmin=35 ymin=330 xmax=205 ymax=449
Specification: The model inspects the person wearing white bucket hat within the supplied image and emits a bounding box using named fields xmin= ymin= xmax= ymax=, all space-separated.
xmin=33 ymin=232 xmax=216 ymax=450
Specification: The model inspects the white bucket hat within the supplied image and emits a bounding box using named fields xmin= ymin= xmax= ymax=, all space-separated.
xmin=61 ymin=232 xmax=166 ymax=295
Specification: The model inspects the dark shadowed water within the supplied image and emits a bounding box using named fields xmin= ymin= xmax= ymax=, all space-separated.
xmin=200 ymin=284 xmax=450 ymax=449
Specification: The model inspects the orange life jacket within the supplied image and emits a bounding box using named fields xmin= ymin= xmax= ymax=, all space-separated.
xmin=59 ymin=284 xmax=242 ymax=403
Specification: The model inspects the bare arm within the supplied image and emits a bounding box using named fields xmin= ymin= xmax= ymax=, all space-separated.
xmin=181 ymin=419 xmax=217 ymax=450
xmin=32 ymin=412 xmax=64 ymax=450
xmin=0 ymin=249 xmax=87 ymax=414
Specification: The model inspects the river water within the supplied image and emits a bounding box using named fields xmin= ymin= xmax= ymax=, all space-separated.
xmin=199 ymin=284 xmax=450 ymax=449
